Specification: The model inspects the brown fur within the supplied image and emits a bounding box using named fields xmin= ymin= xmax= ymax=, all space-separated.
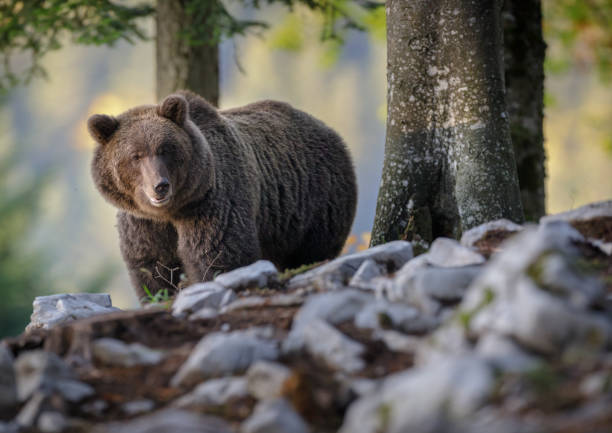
xmin=89 ymin=91 xmax=357 ymax=302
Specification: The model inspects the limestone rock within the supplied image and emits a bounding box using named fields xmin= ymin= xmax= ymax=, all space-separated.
xmin=37 ymin=411 xmax=67 ymax=433
xmin=0 ymin=422 xmax=18 ymax=433
xmin=173 ymin=377 xmax=248 ymax=409
xmin=392 ymin=265 xmax=482 ymax=315
xmin=354 ymin=300 xmax=435 ymax=335
xmin=288 ymin=241 xmax=413 ymax=290
xmin=339 ymin=357 xmax=494 ymax=433
xmin=221 ymin=293 xmax=305 ymax=313
xmin=14 ymin=350 xmax=94 ymax=403
xmin=171 ymin=330 xmax=279 ymax=388
xmin=172 ymin=282 xmax=235 ymax=317
xmin=348 ymin=259 xmax=384 ymax=290
xmin=92 ymin=338 xmax=164 ymax=367
xmin=461 ymin=224 xmax=612 ymax=355
xmin=26 ymin=293 xmax=118 ymax=332
xmin=246 ymin=361 xmax=291 ymax=401
xmin=242 ymin=399 xmax=310 ymax=433
xmin=283 ymin=290 xmax=373 ymax=353
xmin=460 ymin=219 xmax=523 ymax=247
xmin=302 ymin=319 xmax=365 ymax=373
xmin=427 ymin=237 xmax=486 ymax=267
xmin=214 ymin=260 xmax=278 ymax=291
xmin=475 ymin=333 xmax=539 ymax=373
xmin=120 ymin=399 xmax=156 ymax=416
xmin=93 ymin=408 xmax=233 ymax=433
xmin=540 ymin=199 xmax=612 ymax=225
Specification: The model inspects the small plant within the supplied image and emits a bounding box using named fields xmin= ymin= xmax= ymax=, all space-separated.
xmin=141 ymin=284 xmax=172 ymax=306
xmin=457 ymin=287 xmax=495 ymax=331
xmin=279 ymin=261 xmax=322 ymax=282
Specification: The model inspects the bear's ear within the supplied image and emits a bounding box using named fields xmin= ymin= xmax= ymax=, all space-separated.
xmin=87 ymin=114 xmax=119 ymax=145
xmin=158 ymin=94 xmax=188 ymax=126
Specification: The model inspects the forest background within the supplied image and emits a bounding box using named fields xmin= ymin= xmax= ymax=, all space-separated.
xmin=1 ymin=0 xmax=612 ymax=337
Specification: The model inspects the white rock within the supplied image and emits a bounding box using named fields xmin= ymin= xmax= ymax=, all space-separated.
xmin=0 ymin=344 xmax=16 ymax=413
xmin=416 ymin=324 xmax=471 ymax=365
xmin=460 ymin=224 xmax=612 ymax=355
xmin=460 ymin=219 xmax=523 ymax=247
xmin=92 ymin=338 xmax=164 ymax=367
xmin=173 ymin=377 xmax=248 ymax=409
xmin=221 ymin=293 xmax=304 ymax=313
xmin=469 ymin=277 xmax=612 ymax=354
xmin=16 ymin=392 xmax=48 ymax=428
xmin=283 ymin=290 xmax=373 ymax=352
xmin=462 ymin=223 xmax=582 ymax=313
xmin=339 ymin=356 xmax=494 ymax=433
xmin=375 ymin=330 xmax=422 ymax=353
xmin=394 ymin=265 xmax=482 ymax=309
xmin=171 ymin=330 xmax=278 ymax=388
xmin=246 ymin=361 xmax=291 ymax=400
xmin=121 ymin=399 xmax=155 ymax=416
xmin=93 ymin=408 xmax=233 ymax=433
xmin=427 ymin=237 xmax=485 ymax=267
xmin=540 ymin=199 xmax=612 ymax=224
xmin=214 ymin=260 xmax=278 ymax=291
xmin=37 ymin=411 xmax=67 ymax=433
xmin=242 ymin=399 xmax=310 ymax=433
xmin=14 ymin=350 xmax=94 ymax=402
xmin=580 ymin=371 xmax=609 ymax=396
xmin=530 ymin=252 xmax=605 ymax=308
xmin=302 ymin=319 xmax=365 ymax=373
xmin=26 ymin=293 xmax=119 ymax=332
xmin=81 ymin=399 xmax=108 ymax=417
xmin=188 ymin=308 xmax=219 ymax=320
xmin=56 ymin=379 xmax=96 ymax=402
xmin=346 ymin=378 xmax=380 ymax=397
xmin=354 ymin=300 xmax=435 ymax=335
xmin=349 ymin=259 xmax=384 ymax=289
xmin=0 ymin=422 xmax=18 ymax=433
xmin=172 ymin=282 xmax=235 ymax=316
xmin=475 ymin=333 xmax=539 ymax=373
xmin=288 ymin=241 xmax=413 ymax=290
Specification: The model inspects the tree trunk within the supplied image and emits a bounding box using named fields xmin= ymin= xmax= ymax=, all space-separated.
xmin=371 ymin=0 xmax=524 ymax=246
xmin=503 ymin=0 xmax=546 ymax=221
xmin=156 ymin=0 xmax=219 ymax=105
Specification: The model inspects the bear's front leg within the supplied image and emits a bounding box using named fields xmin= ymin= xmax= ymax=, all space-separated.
xmin=117 ymin=212 xmax=183 ymax=302
xmin=176 ymin=216 xmax=261 ymax=284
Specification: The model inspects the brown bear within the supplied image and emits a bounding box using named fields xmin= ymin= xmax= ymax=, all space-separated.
xmin=88 ymin=91 xmax=357 ymax=302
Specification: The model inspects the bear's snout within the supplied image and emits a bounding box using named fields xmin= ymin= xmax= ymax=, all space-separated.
xmin=140 ymin=156 xmax=173 ymax=207
xmin=154 ymin=178 xmax=170 ymax=197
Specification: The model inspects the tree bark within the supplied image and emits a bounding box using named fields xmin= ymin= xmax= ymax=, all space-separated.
xmin=156 ymin=0 xmax=219 ymax=105
xmin=371 ymin=0 xmax=524 ymax=246
xmin=503 ymin=0 xmax=546 ymax=221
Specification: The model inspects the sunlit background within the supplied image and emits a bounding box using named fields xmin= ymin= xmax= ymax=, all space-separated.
xmin=2 ymin=3 xmax=612 ymax=331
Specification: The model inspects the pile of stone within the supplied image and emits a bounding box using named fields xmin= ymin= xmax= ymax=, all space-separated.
xmin=1 ymin=200 xmax=611 ymax=433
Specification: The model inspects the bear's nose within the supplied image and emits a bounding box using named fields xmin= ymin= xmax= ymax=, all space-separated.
xmin=154 ymin=178 xmax=170 ymax=196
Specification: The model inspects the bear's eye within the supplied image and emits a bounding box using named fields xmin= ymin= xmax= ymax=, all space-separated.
xmin=132 ymin=153 xmax=142 ymax=161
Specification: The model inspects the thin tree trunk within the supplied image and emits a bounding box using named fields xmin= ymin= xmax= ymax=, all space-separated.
xmin=503 ymin=0 xmax=546 ymax=221
xmin=371 ymin=0 xmax=524 ymax=246
xmin=156 ymin=0 xmax=219 ymax=105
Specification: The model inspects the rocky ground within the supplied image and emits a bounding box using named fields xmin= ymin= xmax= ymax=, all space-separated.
xmin=1 ymin=200 xmax=612 ymax=433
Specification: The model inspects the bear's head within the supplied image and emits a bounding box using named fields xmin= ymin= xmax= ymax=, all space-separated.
xmin=88 ymin=94 xmax=214 ymax=219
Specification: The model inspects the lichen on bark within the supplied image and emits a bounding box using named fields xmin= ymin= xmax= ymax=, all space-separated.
xmin=371 ymin=0 xmax=524 ymax=246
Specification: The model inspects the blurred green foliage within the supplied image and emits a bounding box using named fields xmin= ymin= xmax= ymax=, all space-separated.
xmin=0 ymin=147 xmax=54 ymax=337
xmin=0 ymin=0 xmax=154 ymax=94
xmin=0 ymin=144 xmax=117 ymax=338
xmin=544 ymin=0 xmax=612 ymax=82
xmin=0 ymin=0 xmax=383 ymax=95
